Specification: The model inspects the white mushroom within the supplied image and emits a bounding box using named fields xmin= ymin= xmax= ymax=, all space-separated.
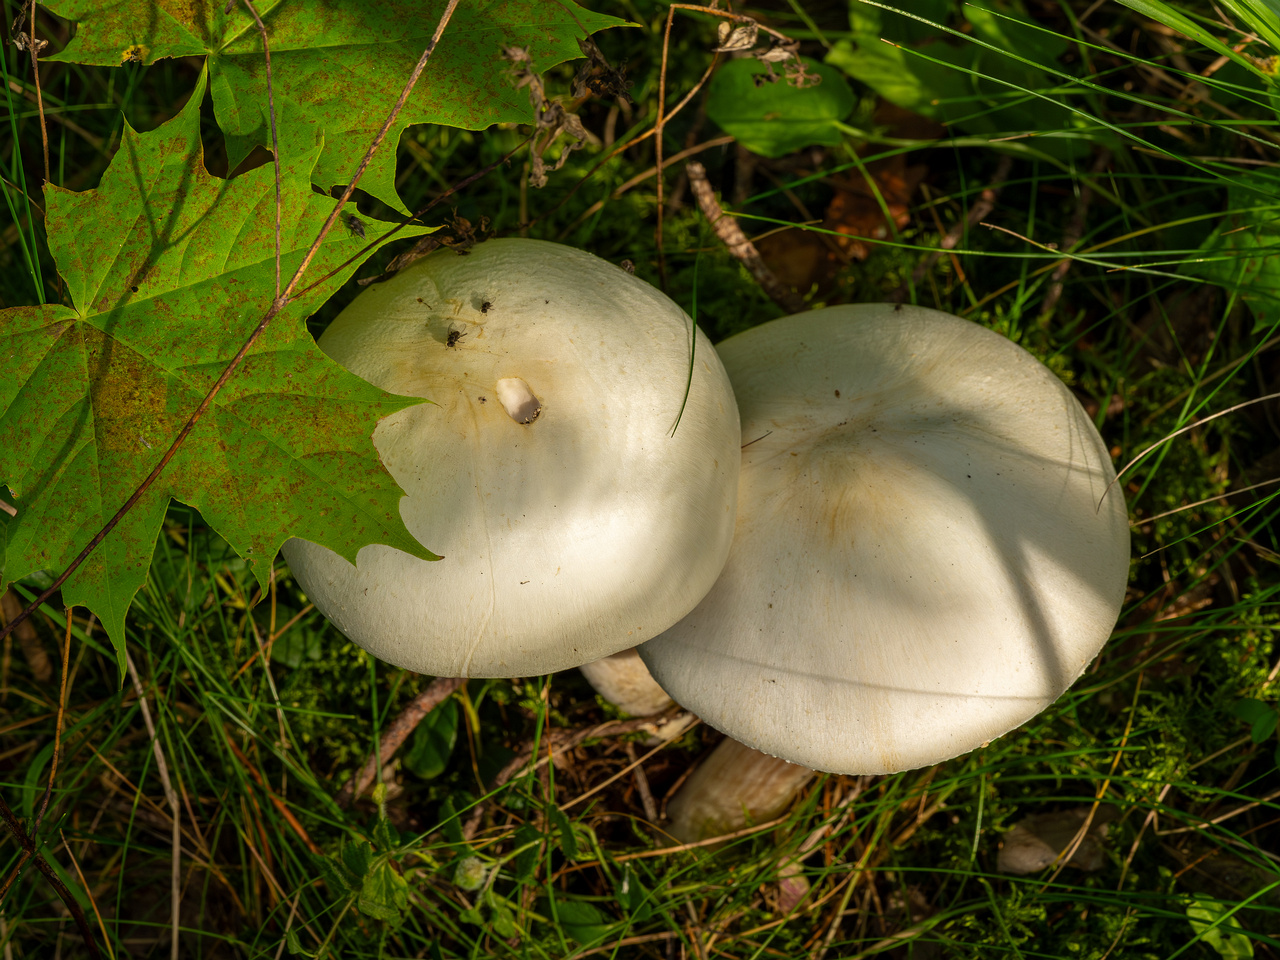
xmin=640 ymin=305 xmax=1130 ymax=785
xmin=283 ymin=239 xmax=740 ymax=678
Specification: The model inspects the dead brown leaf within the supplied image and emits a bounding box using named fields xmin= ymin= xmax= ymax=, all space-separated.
xmin=997 ymin=804 xmax=1119 ymax=874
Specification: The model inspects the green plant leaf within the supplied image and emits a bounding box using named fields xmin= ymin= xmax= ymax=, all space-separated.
xmin=359 ymin=860 xmax=409 ymax=921
xmin=486 ymin=890 xmax=523 ymax=939
xmin=404 ymin=696 xmax=459 ymax=780
xmin=828 ymin=33 xmax=965 ymax=119
xmin=551 ymin=898 xmax=612 ymax=944
xmin=706 ymin=58 xmax=854 ymax=158
xmin=342 ymin=839 xmax=375 ymax=880
xmin=312 ymin=852 xmax=357 ymax=895
xmin=373 ymin=814 xmax=401 ymax=851
xmin=1187 ymin=896 xmax=1256 ymax=959
xmin=614 ymin=863 xmax=653 ymax=922
xmin=43 ymin=0 xmax=629 ymax=210
xmin=514 ymin=823 xmax=542 ymax=881
xmin=1190 ymin=172 xmax=1280 ymax=332
xmin=438 ymin=797 xmax=465 ymax=845
xmin=548 ymin=804 xmax=579 ymax=860
xmin=1231 ymin=698 xmax=1279 ymax=743
xmin=829 ymin=0 xmax=1092 ymax=159
xmin=0 ymin=66 xmax=436 ymax=671
xmin=285 ymin=928 xmax=315 ymax=957
xmin=271 ymin=623 xmax=324 ymax=669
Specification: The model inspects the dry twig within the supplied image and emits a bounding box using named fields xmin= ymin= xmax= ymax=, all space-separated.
xmin=686 ymin=161 xmax=806 ymax=313
xmin=125 ymin=652 xmax=181 ymax=960
xmin=898 ymin=154 xmax=1013 ymax=298
xmin=338 ymin=676 xmax=467 ymax=807
xmin=0 ymin=792 xmax=100 ymax=957
xmin=462 ymin=712 xmax=695 ymax=840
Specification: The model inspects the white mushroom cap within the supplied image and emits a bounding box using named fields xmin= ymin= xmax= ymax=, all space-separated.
xmin=639 ymin=305 xmax=1130 ymax=775
xmin=283 ymin=239 xmax=740 ymax=677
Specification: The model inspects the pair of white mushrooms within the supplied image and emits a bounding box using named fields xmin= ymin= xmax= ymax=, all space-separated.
xmin=284 ymin=239 xmax=1130 ymax=842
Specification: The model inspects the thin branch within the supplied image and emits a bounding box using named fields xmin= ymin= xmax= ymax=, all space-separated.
xmin=295 ymin=137 xmax=528 ymax=299
xmin=31 ymin=606 xmax=72 ymax=832
xmin=686 ymin=160 xmax=806 ymax=313
xmin=0 ymin=0 xmax=464 ymax=646
xmin=898 ymin=154 xmax=1013 ymax=298
xmin=555 ymin=135 xmax=734 ymax=240
xmin=281 ymin=0 xmax=462 ymax=304
xmin=338 ymin=677 xmax=466 ymax=807
xmin=0 ymin=793 xmax=101 ymax=957
xmin=519 ymin=59 xmax=715 ymax=236
xmin=625 ymin=742 xmax=659 ymax=823
xmin=26 ymin=2 xmax=50 ymax=191
xmin=125 ymin=652 xmax=181 ymax=960
xmin=651 ymin=4 xmax=807 ymax=287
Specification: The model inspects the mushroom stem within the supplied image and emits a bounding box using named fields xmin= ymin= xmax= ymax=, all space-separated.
xmin=578 ymin=648 xmax=696 ymax=744
xmin=579 ymin=648 xmax=674 ymax=717
xmin=579 ymin=649 xmax=814 ymax=843
xmin=666 ymin=737 xmax=814 ymax=843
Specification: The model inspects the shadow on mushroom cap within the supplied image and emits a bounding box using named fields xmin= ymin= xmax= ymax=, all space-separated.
xmin=639 ymin=305 xmax=1131 ymax=775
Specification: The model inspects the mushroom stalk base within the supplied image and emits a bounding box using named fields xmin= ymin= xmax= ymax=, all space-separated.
xmin=666 ymin=737 xmax=815 ymax=844
xmin=579 ymin=648 xmax=675 ymax=718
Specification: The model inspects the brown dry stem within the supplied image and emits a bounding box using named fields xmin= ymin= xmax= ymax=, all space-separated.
xmin=686 ymin=160 xmax=807 ymax=313
xmin=338 ymin=676 xmax=468 ymax=807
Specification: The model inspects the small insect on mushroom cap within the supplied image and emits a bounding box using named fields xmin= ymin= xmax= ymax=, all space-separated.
xmin=446 ymin=324 xmax=466 ymax=348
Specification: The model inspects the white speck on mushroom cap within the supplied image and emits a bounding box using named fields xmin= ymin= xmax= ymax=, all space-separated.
xmin=282 ymin=239 xmax=740 ymax=678
xmin=494 ymin=377 xmax=542 ymax=424
xmin=638 ymin=305 xmax=1130 ymax=775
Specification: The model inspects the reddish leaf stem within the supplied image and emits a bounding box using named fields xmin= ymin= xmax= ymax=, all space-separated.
xmin=31 ymin=605 xmax=73 ymax=833
xmin=291 ymin=138 xmax=528 ymax=302
xmin=27 ymin=2 xmax=50 ymax=192
xmin=282 ymin=0 xmax=462 ymax=304
xmin=0 ymin=0 xmax=464 ymax=646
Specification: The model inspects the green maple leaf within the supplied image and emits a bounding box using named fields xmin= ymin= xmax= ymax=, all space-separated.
xmin=43 ymin=0 xmax=629 ymax=209
xmin=0 ymin=66 xmax=436 ymax=670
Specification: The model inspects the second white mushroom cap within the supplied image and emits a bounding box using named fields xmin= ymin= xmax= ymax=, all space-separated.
xmin=640 ymin=305 xmax=1130 ymax=774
